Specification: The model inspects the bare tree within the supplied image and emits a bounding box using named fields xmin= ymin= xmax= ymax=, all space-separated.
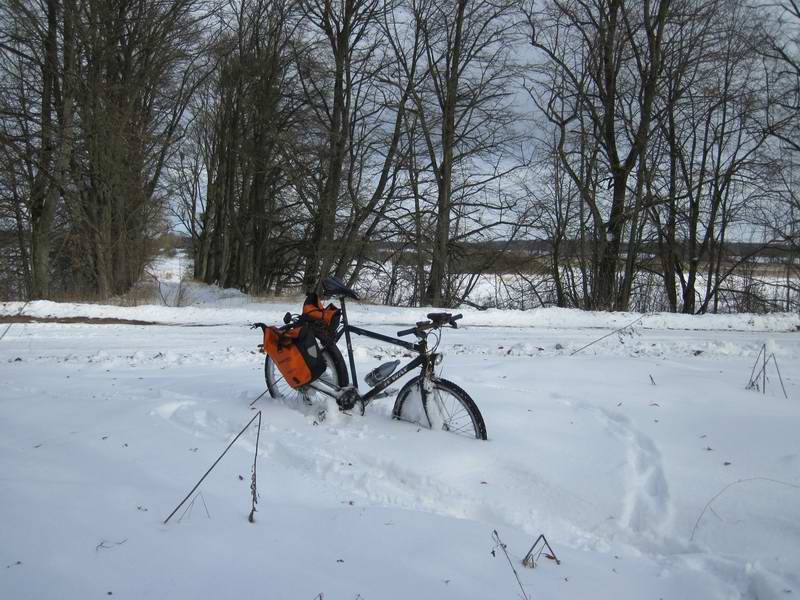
xmin=67 ymin=0 xmax=212 ymax=297
xmin=0 ymin=0 xmax=212 ymax=299
xmin=526 ymin=0 xmax=674 ymax=310
xmin=760 ymin=0 xmax=800 ymax=310
xmin=186 ymin=0 xmax=309 ymax=293
xmin=295 ymin=0 xmax=419 ymax=292
xmin=649 ymin=0 xmax=773 ymax=313
xmin=388 ymin=0 xmax=521 ymax=307
xmin=0 ymin=0 xmax=76 ymax=298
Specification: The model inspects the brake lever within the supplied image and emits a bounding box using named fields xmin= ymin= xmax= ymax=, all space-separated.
xmin=412 ymin=320 xmax=433 ymax=338
xmin=251 ymin=322 xmax=266 ymax=331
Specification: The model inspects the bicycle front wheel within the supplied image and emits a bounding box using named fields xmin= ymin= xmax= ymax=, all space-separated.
xmin=392 ymin=376 xmax=487 ymax=440
xmin=265 ymin=345 xmax=348 ymax=405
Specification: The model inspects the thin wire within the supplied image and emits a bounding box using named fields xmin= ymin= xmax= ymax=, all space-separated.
xmin=164 ymin=410 xmax=262 ymax=525
xmin=690 ymin=477 xmax=800 ymax=541
xmin=771 ymin=354 xmax=789 ymax=399
xmin=492 ymin=530 xmax=529 ymax=600
xmin=569 ymin=313 xmax=648 ymax=356
xmin=249 ymin=389 xmax=269 ymax=406
xmin=429 ymin=329 xmax=442 ymax=353
xmin=747 ymin=344 xmax=766 ymax=388
xmin=0 ymin=301 xmax=30 ymax=343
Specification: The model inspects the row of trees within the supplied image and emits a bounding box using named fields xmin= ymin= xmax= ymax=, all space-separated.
xmin=524 ymin=0 xmax=798 ymax=312
xmin=1 ymin=0 xmax=209 ymax=298
xmin=174 ymin=0 xmax=521 ymax=307
xmin=1 ymin=0 xmax=799 ymax=311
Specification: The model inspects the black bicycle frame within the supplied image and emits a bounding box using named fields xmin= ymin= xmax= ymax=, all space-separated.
xmin=305 ymin=296 xmax=435 ymax=418
xmin=307 ymin=351 xmax=426 ymax=411
xmin=335 ymin=296 xmax=422 ymax=392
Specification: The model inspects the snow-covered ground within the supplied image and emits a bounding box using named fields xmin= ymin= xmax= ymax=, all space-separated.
xmin=4 ymin=296 xmax=800 ymax=333
xmin=1 ymin=295 xmax=799 ymax=599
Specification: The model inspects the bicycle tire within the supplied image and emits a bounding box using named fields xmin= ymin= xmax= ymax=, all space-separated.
xmin=265 ymin=344 xmax=349 ymax=403
xmin=318 ymin=342 xmax=349 ymax=386
xmin=392 ymin=376 xmax=487 ymax=440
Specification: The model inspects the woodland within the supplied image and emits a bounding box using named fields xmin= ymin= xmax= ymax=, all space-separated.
xmin=1 ymin=0 xmax=799 ymax=312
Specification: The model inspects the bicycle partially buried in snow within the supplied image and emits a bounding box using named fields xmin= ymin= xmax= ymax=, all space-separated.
xmin=253 ymin=277 xmax=487 ymax=440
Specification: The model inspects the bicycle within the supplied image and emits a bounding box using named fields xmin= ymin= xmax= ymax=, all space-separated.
xmin=258 ymin=276 xmax=487 ymax=440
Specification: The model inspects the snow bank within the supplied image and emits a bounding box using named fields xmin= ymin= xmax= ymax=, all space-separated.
xmin=2 ymin=298 xmax=798 ymax=332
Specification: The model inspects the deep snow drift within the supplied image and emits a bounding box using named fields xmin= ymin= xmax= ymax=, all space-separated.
xmin=1 ymin=296 xmax=798 ymax=599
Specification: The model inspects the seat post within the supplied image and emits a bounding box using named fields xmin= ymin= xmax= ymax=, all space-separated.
xmin=340 ymin=296 xmax=359 ymax=389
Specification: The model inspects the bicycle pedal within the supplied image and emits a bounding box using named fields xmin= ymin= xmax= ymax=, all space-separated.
xmin=336 ymin=387 xmax=359 ymax=411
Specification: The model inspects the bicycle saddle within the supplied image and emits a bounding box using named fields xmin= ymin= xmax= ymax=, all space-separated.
xmin=321 ymin=276 xmax=360 ymax=300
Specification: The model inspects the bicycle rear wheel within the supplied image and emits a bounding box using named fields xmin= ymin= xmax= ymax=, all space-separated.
xmin=265 ymin=345 xmax=348 ymax=404
xmin=392 ymin=376 xmax=487 ymax=440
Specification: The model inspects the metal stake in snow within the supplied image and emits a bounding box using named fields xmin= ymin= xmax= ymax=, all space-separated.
xmin=522 ymin=534 xmax=560 ymax=568
xmin=164 ymin=410 xmax=263 ymax=525
xmin=746 ymin=343 xmax=789 ymax=399
xmin=248 ymin=411 xmax=262 ymax=522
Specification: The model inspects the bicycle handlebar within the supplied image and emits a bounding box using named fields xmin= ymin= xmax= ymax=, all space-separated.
xmin=397 ymin=313 xmax=464 ymax=337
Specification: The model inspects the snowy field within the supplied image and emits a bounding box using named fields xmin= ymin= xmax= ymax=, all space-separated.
xmin=1 ymin=297 xmax=799 ymax=599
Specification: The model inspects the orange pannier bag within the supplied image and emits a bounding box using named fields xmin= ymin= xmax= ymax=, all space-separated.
xmin=263 ymin=323 xmax=326 ymax=389
xmin=303 ymin=293 xmax=341 ymax=331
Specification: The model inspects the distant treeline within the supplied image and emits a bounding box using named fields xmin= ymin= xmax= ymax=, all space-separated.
xmin=1 ymin=0 xmax=798 ymax=312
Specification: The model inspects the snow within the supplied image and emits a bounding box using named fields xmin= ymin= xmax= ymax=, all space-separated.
xmin=2 ymin=298 xmax=799 ymax=332
xmin=146 ymin=252 xmax=191 ymax=282
xmin=464 ymin=271 xmax=800 ymax=313
xmin=140 ymin=252 xmax=251 ymax=307
xmin=1 ymin=292 xmax=799 ymax=599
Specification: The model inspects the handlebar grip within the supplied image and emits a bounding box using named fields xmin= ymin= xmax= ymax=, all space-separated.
xmin=451 ymin=314 xmax=463 ymax=321
xmin=397 ymin=327 xmax=416 ymax=337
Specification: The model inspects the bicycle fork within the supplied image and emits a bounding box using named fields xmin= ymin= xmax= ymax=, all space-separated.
xmin=419 ymin=364 xmax=438 ymax=430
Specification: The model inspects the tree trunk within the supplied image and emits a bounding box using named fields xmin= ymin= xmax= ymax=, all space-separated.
xmin=425 ymin=0 xmax=467 ymax=307
xmin=29 ymin=0 xmax=61 ymax=299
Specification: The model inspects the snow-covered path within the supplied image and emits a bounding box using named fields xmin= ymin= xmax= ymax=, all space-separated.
xmin=1 ymin=308 xmax=799 ymax=599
